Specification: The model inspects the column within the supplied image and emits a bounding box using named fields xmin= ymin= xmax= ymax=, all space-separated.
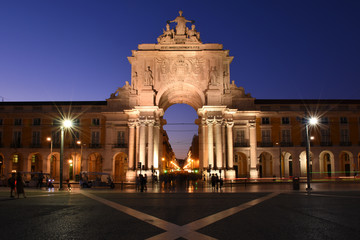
xmin=147 ymin=121 xmax=154 ymax=170
xmin=207 ymin=119 xmax=214 ymax=169
xmin=128 ymin=123 xmax=135 ymax=169
xmin=153 ymin=122 xmax=160 ymax=169
xmin=227 ymin=122 xmax=234 ymax=168
xmin=139 ymin=121 xmax=146 ymax=167
xmin=135 ymin=122 xmax=140 ymax=168
xmin=249 ymin=121 xmax=258 ymax=178
xmin=215 ymin=120 xmax=223 ymax=169
xmin=201 ymin=119 xmax=208 ymax=169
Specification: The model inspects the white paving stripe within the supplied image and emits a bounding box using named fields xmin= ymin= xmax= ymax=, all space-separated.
xmin=80 ymin=191 xmax=279 ymax=240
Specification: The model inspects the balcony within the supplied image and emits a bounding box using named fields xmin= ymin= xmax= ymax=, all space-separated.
xmin=301 ymin=142 xmax=314 ymax=147
xmin=320 ymin=141 xmax=333 ymax=147
xmin=11 ymin=143 xmax=22 ymax=148
xmin=340 ymin=141 xmax=352 ymax=146
xmin=234 ymin=142 xmax=249 ymax=147
xmin=113 ymin=143 xmax=128 ymax=148
xmin=89 ymin=143 xmax=102 ymax=149
xmin=30 ymin=144 xmax=42 ymax=148
xmin=258 ymin=142 xmax=273 ymax=147
xmin=280 ymin=142 xmax=293 ymax=147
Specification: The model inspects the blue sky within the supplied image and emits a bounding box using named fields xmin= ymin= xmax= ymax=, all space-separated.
xmin=1 ymin=0 xmax=359 ymax=158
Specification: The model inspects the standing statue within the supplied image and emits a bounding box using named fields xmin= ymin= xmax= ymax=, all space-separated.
xmin=132 ymin=72 xmax=138 ymax=90
xmin=209 ymin=66 xmax=218 ymax=86
xmin=169 ymin=10 xmax=192 ymax=35
xmin=144 ymin=66 xmax=153 ymax=86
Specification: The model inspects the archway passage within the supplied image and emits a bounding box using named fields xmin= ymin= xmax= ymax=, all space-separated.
xmin=259 ymin=152 xmax=273 ymax=178
xmin=114 ymin=152 xmax=128 ymax=182
xmin=234 ymin=152 xmax=247 ymax=178
xmin=157 ymin=83 xmax=205 ymax=112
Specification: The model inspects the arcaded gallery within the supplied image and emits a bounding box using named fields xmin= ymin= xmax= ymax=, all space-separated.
xmin=1 ymin=12 xmax=360 ymax=183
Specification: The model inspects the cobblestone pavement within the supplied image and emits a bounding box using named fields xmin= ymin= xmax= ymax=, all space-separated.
xmin=0 ymin=182 xmax=359 ymax=240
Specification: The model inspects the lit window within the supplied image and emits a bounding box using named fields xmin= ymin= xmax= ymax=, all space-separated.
xmin=13 ymin=154 xmax=18 ymax=163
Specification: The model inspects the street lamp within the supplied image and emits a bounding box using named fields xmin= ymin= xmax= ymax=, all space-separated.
xmin=305 ymin=116 xmax=318 ymax=191
xmin=60 ymin=119 xmax=73 ymax=190
xmin=77 ymin=140 xmax=84 ymax=173
xmin=47 ymin=137 xmax=53 ymax=176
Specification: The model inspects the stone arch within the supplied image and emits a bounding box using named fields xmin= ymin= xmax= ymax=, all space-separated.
xmin=299 ymin=151 xmax=314 ymax=177
xmin=113 ymin=152 xmax=128 ymax=182
xmin=319 ymin=151 xmax=335 ymax=178
xmin=10 ymin=153 xmax=23 ymax=172
xmin=258 ymin=152 xmax=273 ymax=178
xmin=0 ymin=153 xmax=4 ymax=176
xmin=28 ymin=153 xmax=43 ymax=173
xmin=339 ymin=151 xmax=353 ymax=177
xmin=156 ymin=82 xmax=205 ymax=111
xmin=68 ymin=152 xmax=81 ymax=180
xmin=88 ymin=152 xmax=102 ymax=176
xmin=234 ymin=152 xmax=247 ymax=178
xmin=48 ymin=152 xmax=60 ymax=179
xmin=282 ymin=151 xmax=293 ymax=178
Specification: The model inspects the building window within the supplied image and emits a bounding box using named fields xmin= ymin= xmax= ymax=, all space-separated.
xmin=320 ymin=117 xmax=329 ymax=125
xmin=14 ymin=118 xmax=22 ymax=126
xmin=234 ymin=130 xmax=247 ymax=146
xmin=281 ymin=129 xmax=291 ymax=143
xmin=340 ymin=129 xmax=349 ymax=143
xmin=321 ymin=129 xmax=331 ymax=145
xmin=73 ymin=119 xmax=80 ymax=126
xmin=92 ymin=118 xmax=100 ymax=126
xmin=13 ymin=154 xmax=19 ymax=163
xmin=91 ymin=131 xmax=100 ymax=147
xmin=117 ymin=131 xmax=125 ymax=144
xmin=33 ymin=118 xmax=41 ymax=126
xmin=72 ymin=131 xmax=80 ymax=144
xmin=261 ymin=117 xmax=270 ymax=125
xmin=52 ymin=131 xmax=60 ymax=146
xmin=0 ymin=119 xmax=3 ymax=125
xmin=32 ymin=131 xmax=41 ymax=147
xmin=281 ymin=117 xmax=290 ymax=125
xmin=31 ymin=155 xmax=36 ymax=163
xmin=340 ymin=117 xmax=348 ymax=124
xmin=261 ymin=129 xmax=271 ymax=143
xmin=0 ymin=131 xmax=2 ymax=146
xmin=13 ymin=131 xmax=21 ymax=147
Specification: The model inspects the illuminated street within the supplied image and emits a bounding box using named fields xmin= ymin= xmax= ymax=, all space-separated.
xmin=0 ymin=183 xmax=360 ymax=240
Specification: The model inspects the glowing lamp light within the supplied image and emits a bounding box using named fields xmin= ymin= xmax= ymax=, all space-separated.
xmin=309 ymin=117 xmax=318 ymax=125
xmin=63 ymin=119 xmax=73 ymax=128
xmin=46 ymin=137 xmax=51 ymax=142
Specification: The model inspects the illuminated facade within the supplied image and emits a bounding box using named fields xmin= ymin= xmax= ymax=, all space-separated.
xmin=1 ymin=12 xmax=360 ymax=182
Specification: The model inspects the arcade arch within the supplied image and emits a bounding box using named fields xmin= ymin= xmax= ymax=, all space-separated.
xmin=339 ymin=151 xmax=353 ymax=177
xmin=234 ymin=152 xmax=247 ymax=178
xmin=258 ymin=152 xmax=273 ymax=178
xmin=88 ymin=152 xmax=102 ymax=174
xmin=113 ymin=152 xmax=128 ymax=182
xmin=281 ymin=151 xmax=293 ymax=178
xmin=319 ymin=151 xmax=335 ymax=178
xmin=28 ymin=153 xmax=42 ymax=172
xmin=299 ymin=151 xmax=313 ymax=177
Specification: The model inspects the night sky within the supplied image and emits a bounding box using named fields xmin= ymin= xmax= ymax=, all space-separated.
xmin=1 ymin=1 xmax=359 ymax=158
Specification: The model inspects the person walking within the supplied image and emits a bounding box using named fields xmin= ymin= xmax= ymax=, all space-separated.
xmin=8 ymin=173 xmax=16 ymax=198
xmin=16 ymin=172 xmax=26 ymax=198
xmin=37 ymin=170 xmax=44 ymax=188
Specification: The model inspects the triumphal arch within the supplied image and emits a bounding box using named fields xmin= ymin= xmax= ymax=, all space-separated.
xmin=107 ymin=11 xmax=257 ymax=180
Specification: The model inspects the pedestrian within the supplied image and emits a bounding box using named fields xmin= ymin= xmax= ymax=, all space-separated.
xmin=144 ymin=174 xmax=148 ymax=191
xmin=37 ymin=170 xmax=44 ymax=188
xmin=67 ymin=179 xmax=72 ymax=191
xmin=215 ymin=174 xmax=219 ymax=191
xmin=211 ymin=174 xmax=216 ymax=191
xmin=139 ymin=174 xmax=144 ymax=192
xmin=8 ymin=173 xmax=16 ymax=198
xmin=16 ymin=172 xmax=26 ymax=198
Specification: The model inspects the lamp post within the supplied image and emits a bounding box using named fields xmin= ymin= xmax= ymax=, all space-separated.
xmin=60 ymin=119 xmax=73 ymax=190
xmin=305 ymin=117 xmax=318 ymax=191
xmin=47 ymin=137 xmax=53 ymax=176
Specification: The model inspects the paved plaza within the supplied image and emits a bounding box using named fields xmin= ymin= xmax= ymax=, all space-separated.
xmin=0 ymin=182 xmax=360 ymax=240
